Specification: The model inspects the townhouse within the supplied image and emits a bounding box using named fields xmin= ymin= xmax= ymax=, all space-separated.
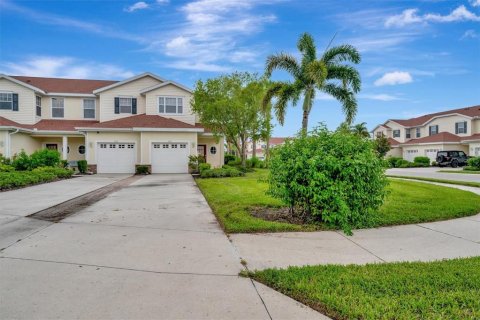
xmin=0 ymin=73 xmax=224 ymax=173
xmin=246 ymin=137 xmax=287 ymax=160
xmin=372 ymin=105 xmax=480 ymax=162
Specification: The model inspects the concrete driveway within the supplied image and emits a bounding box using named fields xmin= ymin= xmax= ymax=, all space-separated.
xmin=0 ymin=174 xmax=323 ymax=319
xmin=387 ymin=167 xmax=480 ymax=182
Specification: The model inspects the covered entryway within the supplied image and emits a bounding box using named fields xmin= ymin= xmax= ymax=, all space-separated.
xmin=97 ymin=143 xmax=136 ymax=173
xmin=151 ymin=142 xmax=189 ymax=173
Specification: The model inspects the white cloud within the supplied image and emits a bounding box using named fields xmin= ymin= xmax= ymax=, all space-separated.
xmin=461 ymin=29 xmax=478 ymax=39
xmin=374 ymin=71 xmax=413 ymax=86
xmin=168 ymin=61 xmax=231 ymax=72
xmin=1 ymin=56 xmax=134 ymax=79
xmin=156 ymin=0 xmax=169 ymax=3
xmin=470 ymin=0 xmax=480 ymax=7
xmin=359 ymin=94 xmax=403 ymax=101
xmin=385 ymin=5 xmax=480 ymax=27
xmin=124 ymin=1 xmax=149 ymax=13
xmin=315 ymin=92 xmax=335 ymax=101
xmin=346 ymin=32 xmax=418 ymax=52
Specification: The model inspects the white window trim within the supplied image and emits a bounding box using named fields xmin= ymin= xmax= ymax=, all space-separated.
xmin=83 ymin=98 xmax=96 ymax=119
xmin=51 ymin=97 xmax=65 ymax=118
xmin=456 ymin=121 xmax=467 ymax=134
xmin=158 ymin=96 xmax=184 ymax=115
xmin=392 ymin=130 xmax=400 ymax=138
xmin=0 ymin=91 xmax=14 ymax=110
xmin=36 ymin=95 xmax=42 ymax=117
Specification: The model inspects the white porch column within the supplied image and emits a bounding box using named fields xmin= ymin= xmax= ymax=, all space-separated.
xmin=62 ymin=136 xmax=68 ymax=160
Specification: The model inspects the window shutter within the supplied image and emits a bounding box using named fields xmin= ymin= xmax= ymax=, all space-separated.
xmin=455 ymin=123 xmax=459 ymax=134
xmin=429 ymin=126 xmax=432 ymax=136
xmin=12 ymin=93 xmax=19 ymax=111
xmin=132 ymin=98 xmax=137 ymax=114
xmin=464 ymin=121 xmax=467 ymax=134
xmin=114 ymin=97 xmax=120 ymax=114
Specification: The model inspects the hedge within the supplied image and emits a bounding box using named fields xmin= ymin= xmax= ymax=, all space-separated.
xmin=0 ymin=167 xmax=74 ymax=191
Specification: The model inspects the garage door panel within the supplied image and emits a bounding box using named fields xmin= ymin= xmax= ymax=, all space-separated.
xmin=151 ymin=143 xmax=189 ymax=174
xmin=97 ymin=143 xmax=136 ymax=174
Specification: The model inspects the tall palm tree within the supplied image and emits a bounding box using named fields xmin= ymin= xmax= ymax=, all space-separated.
xmin=351 ymin=122 xmax=370 ymax=138
xmin=263 ymin=33 xmax=361 ymax=132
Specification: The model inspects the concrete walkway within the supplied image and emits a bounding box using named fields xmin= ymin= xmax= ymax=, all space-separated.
xmin=0 ymin=174 xmax=324 ymax=319
xmin=387 ymin=167 xmax=480 ymax=183
xmin=231 ymin=182 xmax=480 ymax=270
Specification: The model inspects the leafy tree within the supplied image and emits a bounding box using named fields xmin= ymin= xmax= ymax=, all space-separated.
xmin=351 ymin=122 xmax=370 ymax=138
xmin=192 ymin=72 xmax=271 ymax=167
xmin=374 ymin=134 xmax=391 ymax=157
xmin=263 ymin=32 xmax=361 ymax=132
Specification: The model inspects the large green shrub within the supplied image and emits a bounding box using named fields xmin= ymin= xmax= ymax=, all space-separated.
xmin=11 ymin=151 xmax=32 ymax=171
xmin=267 ymin=126 xmax=388 ymax=234
xmin=0 ymin=167 xmax=73 ymax=190
xmin=30 ymin=149 xmax=61 ymax=168
xmin=414 ymin=156 xmax=430 ymax=166
xmin=467 ymin=157 xmax=480 ymax=170
xmin=386 ymin=156 xmax=402 ymax=168
xmin=77 ymin=160 xmax=88 ymax=174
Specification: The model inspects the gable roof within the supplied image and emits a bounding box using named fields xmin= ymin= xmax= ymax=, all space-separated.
xmin=390 ymin=105 xmax=480 ymax=127
xmin=0 ymin=74 xmax=46 ymax=94
xmin=0 ymin=117 xmax=98 ymax=132
xmin=388 ymin=138 xmax=400 ymax=147
xmin=92 ymin=72 xmax=166 ymax=94
xmin=140 ymin=81 xmax=192 ymax=94
xmin=10 ymin=76 xmax=116 ymax=94
xmin=76 ymin=114 xmax=203 ymax=132
xmin=401 ymin=132 xmax=462 ymax=145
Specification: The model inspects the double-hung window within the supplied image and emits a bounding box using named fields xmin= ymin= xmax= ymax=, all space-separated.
xmin=455 ymin=121 xmax=467 ymax=134
xmin=416 ymin=127 xmax=421 ymax=138
xmin=158 ymin=97 xmax=183 ymax=114
xmin=51 ymin=97 xmax=64 ymax=118
xmin=406 ymin=128 xmax=411 ymax=139
xmin=83 ymin=99 xmax=95 ymax=119
xmin=36 ymin=96 xmax=42 ymax=116
xmin=393 ymin=130 xmax=400 ymax=138
xmin=0 ymin=92 xmax=13 ymax=110
xmin=119 ymin=97 xmax=132 ymax=113
xmin=429 ymin=125 xmax=438 ymax=136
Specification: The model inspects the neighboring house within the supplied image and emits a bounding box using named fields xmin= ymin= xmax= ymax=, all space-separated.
xmin=246 ymin=137 xmax=287 ymax=159
xmin=372 ymin=105 xmax=480 ymax=162
xmin=0 ymin=73 xmax=223 ymax=173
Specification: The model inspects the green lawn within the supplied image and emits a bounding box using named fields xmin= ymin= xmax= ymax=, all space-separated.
xmin=439 ymin=170 xmax=480 ymax=174
xmin=387 ymin=175 xmax=480 ymax=188
xmin=196 ymin=169 xmax=480 ymax=233
xmin=248 ymin=257 xmax=480 ymax=320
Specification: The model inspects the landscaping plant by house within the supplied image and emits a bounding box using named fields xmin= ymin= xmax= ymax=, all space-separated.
xmin=267 ymin=126 xmax=388 ymax=234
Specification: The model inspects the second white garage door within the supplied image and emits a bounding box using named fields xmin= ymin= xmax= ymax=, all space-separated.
xmin=151 ymin=142 xmax=190 ymax=173
xmin=97 ymin=143 xmax=136 ymax=173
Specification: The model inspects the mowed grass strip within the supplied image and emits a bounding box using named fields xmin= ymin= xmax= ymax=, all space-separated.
xmin=387 ymin=175 xmax=480 ymax=188
xmin=439 ymin=170 xmax=480 ymax=174
xmin=196 ymin=170 xmax=480 ymax=233
xmin=249 ymin=257 xmax=480 ymax=320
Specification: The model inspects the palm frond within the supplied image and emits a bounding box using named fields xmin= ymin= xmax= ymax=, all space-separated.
xmin=306 ymin=60 xmax=328 ymax=88
xmin=322 ymin=84 xmax=357 ymax=125
xmin=297 ymin=33 xmax=317 ymax=64
xmin=322 ymin=44 xmax=361 ymax=64
xmin=326 ymin=65 xmax=361 ymax=93
xmin=265 ymin=53 xmax=301 ymax=78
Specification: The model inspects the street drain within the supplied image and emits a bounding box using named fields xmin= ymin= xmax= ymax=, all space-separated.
xmin=27 ymin=175 xmax=142 ymax=222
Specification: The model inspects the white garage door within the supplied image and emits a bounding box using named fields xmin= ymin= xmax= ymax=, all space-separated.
xmin=97 ymin=143 xmax=136 ymax=173
xmin=404 ymin=149 xmax=419 ymax=162
xmin=151 ymin=142 xmax=189 ymax=173
xmin=425 ymin=149 xmax=440 ymax=163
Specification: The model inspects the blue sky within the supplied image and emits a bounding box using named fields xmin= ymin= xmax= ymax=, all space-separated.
xmin=0 ymin=0 xmax=479 ymax=136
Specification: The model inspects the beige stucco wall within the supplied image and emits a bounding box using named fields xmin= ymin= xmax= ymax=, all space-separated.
xmin=39 ymin=96 xmax=100 ymax=121
xmin=402 ymin=143 xmax=469 ymax=162
xmin=0 ymin=130 xmax=7 ymax=155
xmin=198 ymin=135 xmax=224 ymax=168
xmin=98 ymin=76 xmax=161 ymax=122
xmin=140 ymin=132 xmax=198 ymax=165
xmin=10 ymin=132 xmax=41 ymax=156
xmin=423 ymin=115 xmax=472 ymax=137
xmin=468 ymin=142 xmax=480 ymax=156
xmin=0 ymin=79 xmax=36 ymax=124
xmin=472 ymin=119 xmax=480 ymax=134
xmin=386 ymin=147 xmax=402 ymax=158
xmin=85 ymin=131 xmax=141 ymax=164
xmin=144 ymin=84 xmax=195 ymax=125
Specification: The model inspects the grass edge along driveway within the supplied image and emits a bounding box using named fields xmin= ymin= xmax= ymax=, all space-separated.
xmin=196 ymin=170 xmax=480 ymax=233
xmin=246 ymin=257 xmax=480 ymax=320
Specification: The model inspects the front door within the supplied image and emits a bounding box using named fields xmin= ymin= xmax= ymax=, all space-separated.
xmin=197 ymin=144 xmax=206 ymax=161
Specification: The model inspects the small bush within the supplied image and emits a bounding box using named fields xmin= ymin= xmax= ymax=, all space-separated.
xmin=0 ymin=163 xmax=15 ymax=172
xmin=432 ymin=161 xmax=438 ymax=166
xmin=414 ymin=156 xmax=430 ymax=166
xmin=200 ymin=167 xmax=244 ymax=178
xmin=0 ymin=166 xmax=73 ymax=190
xmin=227 ymin=157 xmax=242 ymax=166
xmin=199 ymin=162 xmax=211 ymax=174
xmin=30 ymin=149 xmax=61 ymax=168
xmin=224 ymin=154 xmax=237 ymax=165
xmin=60 ymin=160 xmax=69 ymax=168
xmin=467 ymin=157 xmax=480 ymax=170
xmin=268 ymin=126 xmax=388 ymax=234
xmin=396 ymin=159 xmax=411 ymax=168
xmin=136 ymin=165 xmax=149 ymax=175
xmin=77 ymin=160 xmax=88 ymax=174
xmin=386 ymin=157 xmax=403 ymax=168
xmin=11 ymin=151 xmax=32 ymax=171
xmin=464 ymin=166 xmax=480 ymax=171
xmin=0 ymin=153 xmax=11 ymax=165
xmin=188 ymin=155 xmax=206 ymax=173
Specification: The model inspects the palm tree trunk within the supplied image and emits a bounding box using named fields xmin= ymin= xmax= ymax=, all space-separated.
xmin=301 ymin=88 xmax=314 ymax=133
xmin=302 ymin=109 xmax=309 ymax=133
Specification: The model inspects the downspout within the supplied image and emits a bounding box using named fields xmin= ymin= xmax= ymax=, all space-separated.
xmin=6 ymin=128 xmax=19 ymax=159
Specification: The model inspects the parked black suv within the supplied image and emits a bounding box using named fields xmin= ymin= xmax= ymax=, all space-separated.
xmin=436 ymin=150 xmax=468 ymax=168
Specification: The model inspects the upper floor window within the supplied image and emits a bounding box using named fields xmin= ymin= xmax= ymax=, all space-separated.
xmin=429 ymin=125 xmax=438 ymax=136
xmin=0 ymin=92 xmax=18 ymax=111
xmin=158 ymin=97 xmax=183 ymax=114
xmin=36 ymin=96 xmax=41 ymax=117
xmin=406 ymin=128 xmax=411 ymax=139
xmin=51 ymin=97 xmax=64 ymax=118
xmin=455 ymin=121 xmax=467 ymax=134
xmin=416 ymin=127 xmax=421 ymax=138
xmin=376 ymin=131 xmax=383 ymax=138
xmin=114 ymin=97 xmax=137 ymax=114
xmin=83 ymin=99 xmax=95 ymax=119
xmin=393 ymin=130 xmax=400 ymax=138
